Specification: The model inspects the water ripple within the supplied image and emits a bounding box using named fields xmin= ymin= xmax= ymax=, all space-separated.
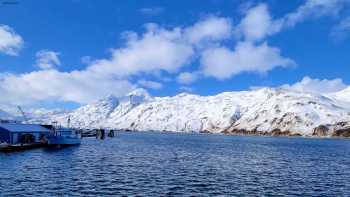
xmin=1 ymin=132 xmax=350 ymax=196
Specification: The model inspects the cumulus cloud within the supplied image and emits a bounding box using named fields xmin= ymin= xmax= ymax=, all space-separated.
xmin=199 ymin=4 xmax=294 ymax=80
xmin=237 ymin=1 xmax=349 ymax=41
xmin=281 ymin=76 xmax=347 ymax=93
xmin=0 ymin=17 xmax=227 ymax=106
xmin=88 ymin=23 xmax=194 ymax=77
xmin=137 ymin=79 xmax=163 ymax=90
xmin=202 ymin=0 xmax=348 ymax=80
xmin=1 ymin=18 xmax=229 ymax=106
xmin=0 ymin=70 xmax=134 ymax=105
xmin=87 ymin=17 xmax=233 ymax=78
xmin=282 ymin=0 xmax=347 ymax=28
xmin=237 ymin=4 xmax=281 ymax=42
xmin=200 ymin=42 xmax=294 ymax=80
xmin=35 ymin=50 xmax=61 ymax=70
xmin=0 ymin=25 xmax=23 ymax=56
xmin=1 ymin=1 xmax=346 ymax=107
xmin=176 ymin=72 xmax=198 ymax=84
xmin=184 ymin=16 xmax=232 ymax=45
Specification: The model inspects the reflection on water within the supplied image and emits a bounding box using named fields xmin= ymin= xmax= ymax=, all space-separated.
xmin=1 ymin=132 xmax=350 ymax=196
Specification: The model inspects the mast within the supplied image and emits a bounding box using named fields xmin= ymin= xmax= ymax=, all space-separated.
xmin=67 ymin=115 xmax=71 ymax=128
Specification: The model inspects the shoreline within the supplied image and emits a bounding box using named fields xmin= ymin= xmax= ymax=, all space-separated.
xmin=108 ymin=129 xmax=350 ymax=140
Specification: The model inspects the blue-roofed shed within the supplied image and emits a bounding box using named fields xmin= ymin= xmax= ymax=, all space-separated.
xmin=0 ymin=123 xmax=51 ymax=144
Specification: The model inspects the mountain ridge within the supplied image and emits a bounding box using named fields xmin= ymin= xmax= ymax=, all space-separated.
xmin=4 ymin=87 xmax=350 ymax=137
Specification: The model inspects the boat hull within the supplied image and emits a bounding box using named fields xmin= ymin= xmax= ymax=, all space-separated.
xmin=47 ymin=136 xmax=81 ymax=146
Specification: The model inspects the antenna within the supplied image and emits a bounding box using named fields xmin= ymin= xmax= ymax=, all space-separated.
xmin=17 ymin=106 xmax=28 ymax=123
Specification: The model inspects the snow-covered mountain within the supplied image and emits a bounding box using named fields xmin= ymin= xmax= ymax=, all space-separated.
xmin=330 ymin=87 xmax=350 ymax=104
xmin=4 ymin=87 xmax=350 ymax=137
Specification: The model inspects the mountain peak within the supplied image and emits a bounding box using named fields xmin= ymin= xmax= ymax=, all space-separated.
xmin=176 ymin=92 xmax=194 ymax=97
xmin=90 ymin=94 xmax=119 ymax=109
xmin=25 ymin=87 xmax=350 ymax=136
xmin=99 ymin=94 xmax=118 ymax=102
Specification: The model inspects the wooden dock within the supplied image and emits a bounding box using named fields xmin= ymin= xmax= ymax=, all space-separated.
xmin=0 ymin=143 xmax=46 ymax=153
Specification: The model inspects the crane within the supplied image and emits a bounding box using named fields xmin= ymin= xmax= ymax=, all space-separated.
xmin=17 ymin=106 xmax=28 ymax=123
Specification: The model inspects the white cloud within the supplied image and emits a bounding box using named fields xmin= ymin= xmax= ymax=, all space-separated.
xmin=237 ymin=4 xmax=281 ymax=42
xmin=1 ymin=18 xmax=229 ymax=107
xmin=89 ymin=17 xmax=233 ymax=78
xmin=35 ymin=50 xmax=61 ymax=70
xmin=330 ymin=17 xmax=350 ymax=41
xmin=88 ymin=23 xmax=194 ymax=77
xmin=237 ymin=1 xmax=349 ymax=41
xmin=0 ymin=70 xmax=134 ymax=105
xmin=200 ymin=4 xmax=293 ymax=80
xmin=3 ymin=1 xmax=345 ymax=108
xmin=0 ymin=25 xmax=23 ymax=56
xmin=176 ymin=72 xmax=198 ymax=84
xmin=200 ymin=0 xmax=348 ymax=80
xmin=137 ymin=79 xmax=163 ymax=90
xmin=282 ymin=0 xmax=347 ymax=28
xmin=281 ymin=76 xmax=347 ymax=93
xmin=200 ymin=41 xmax=294 ymax=80
xmin=139 ymin=7 xmax=164 ymax=16
xmin=185 ymin=16 xmax=232 ymax=45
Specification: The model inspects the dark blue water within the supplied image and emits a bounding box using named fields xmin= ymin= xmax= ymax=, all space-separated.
xmin=1 ymin=132 xmax=350 ymax=196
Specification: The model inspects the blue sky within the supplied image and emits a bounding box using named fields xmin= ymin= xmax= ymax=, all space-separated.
xmin=0 ymin=0 xmax=350 ymax=110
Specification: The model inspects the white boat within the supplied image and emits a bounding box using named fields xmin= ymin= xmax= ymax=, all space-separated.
xmin=47 ymin=128 xmax=81 ymax=147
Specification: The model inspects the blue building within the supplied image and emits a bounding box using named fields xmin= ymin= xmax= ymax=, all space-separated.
xmin=0 ymin=123 xmax=51 ymax=144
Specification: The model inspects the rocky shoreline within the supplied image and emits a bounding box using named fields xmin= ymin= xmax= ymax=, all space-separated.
xmin=92 ymin=122 xmax=350 ymax=138
xmin=223 ymin=121 xmax=350 ymax=138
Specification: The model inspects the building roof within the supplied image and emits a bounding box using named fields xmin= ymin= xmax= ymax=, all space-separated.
xmin=0 ymin=123 xmax=51 ymax=133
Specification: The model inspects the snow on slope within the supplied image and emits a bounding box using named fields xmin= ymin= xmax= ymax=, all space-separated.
xmin=329 ymin=87 xmax=350 ymax=103
xmin=230 ymin=89 xmax=350 ymax=135
xmin=30 ymin=87 xmax=350 ymax=136
xmin=55 ymin=95 xmax=120 ymax=128
xmin=107 ymin=92 xmax=243 ymax=133
xmin=26 ymin=108 xmax=70 ymax=124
